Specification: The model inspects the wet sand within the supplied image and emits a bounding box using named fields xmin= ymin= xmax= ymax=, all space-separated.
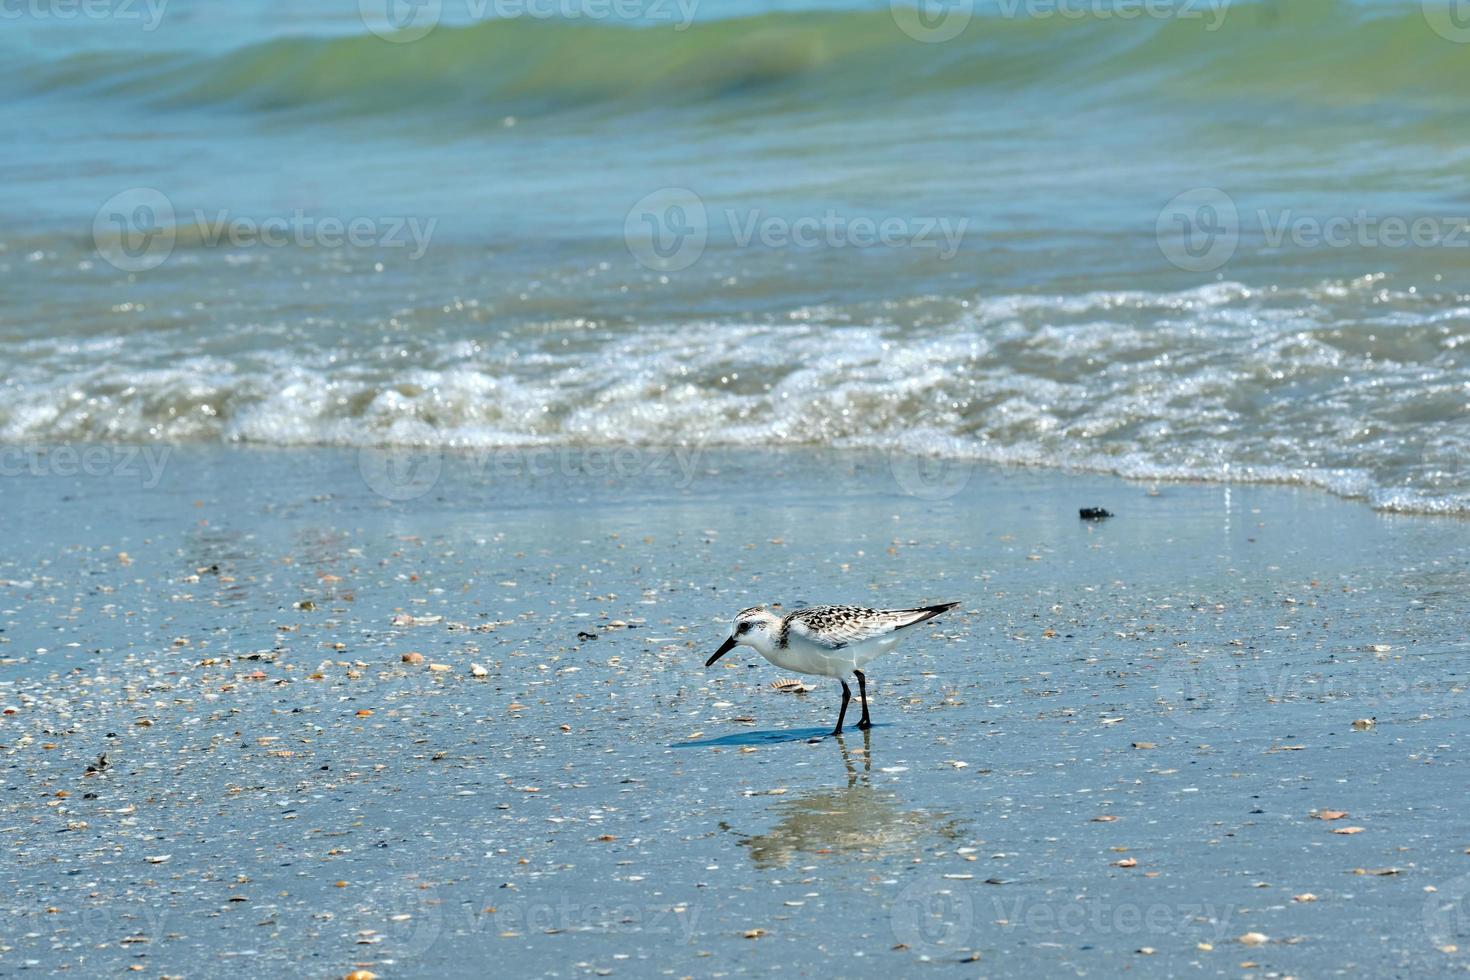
xmin=2 ymin=446 xmax=1468 ymax=977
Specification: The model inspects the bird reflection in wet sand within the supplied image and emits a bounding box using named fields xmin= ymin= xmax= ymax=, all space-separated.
xmin=719 ymin=730 xmax=964 ymax=870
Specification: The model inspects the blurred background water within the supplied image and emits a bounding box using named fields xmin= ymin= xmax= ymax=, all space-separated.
xmin=5 ymin=0 xmax=1469 ymax=512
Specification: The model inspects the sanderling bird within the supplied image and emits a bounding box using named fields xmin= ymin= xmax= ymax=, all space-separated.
xmin=706 ymin=602 xmax=960 ymax=735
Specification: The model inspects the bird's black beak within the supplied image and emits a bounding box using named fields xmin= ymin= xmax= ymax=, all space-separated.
xmin=706 ymin=635 xmax=738 ymax=667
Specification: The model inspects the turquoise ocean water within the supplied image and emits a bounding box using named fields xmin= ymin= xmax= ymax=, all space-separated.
xmin=5 ymin=0 xmax=1470 ymax=512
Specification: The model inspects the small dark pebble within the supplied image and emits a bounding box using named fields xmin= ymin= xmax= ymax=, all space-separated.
xmin=1078 ymin=507 xmax=1113 ymax=520
xmin=576 ymin=631 xmax=598 ymax=641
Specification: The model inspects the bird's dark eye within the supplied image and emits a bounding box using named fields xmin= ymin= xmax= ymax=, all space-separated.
xmin=737 ymin=622 xmax=751 ymax=634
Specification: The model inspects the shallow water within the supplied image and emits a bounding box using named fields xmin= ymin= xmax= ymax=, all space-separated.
xmin=1 ymin=448 xmax=1467 ymax=975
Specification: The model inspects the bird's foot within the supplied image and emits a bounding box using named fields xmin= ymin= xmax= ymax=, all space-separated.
xmin=857 ymin=718 xmax=872 ymax=730
xmin=830 ymin=726 xmax=844 ymax=737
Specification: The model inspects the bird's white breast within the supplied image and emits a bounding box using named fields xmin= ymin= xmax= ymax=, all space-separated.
xmin=759 ymin=634 xmax=899 ymax=677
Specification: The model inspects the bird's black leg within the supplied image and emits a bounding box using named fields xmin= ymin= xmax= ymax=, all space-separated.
xmin=854 ymin=670 xmax=872 ymax=729
xmin=832 ymin=679 xmax=851 ymax=736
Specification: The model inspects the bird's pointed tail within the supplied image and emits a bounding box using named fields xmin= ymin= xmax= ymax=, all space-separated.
xmin=897 ymin=601 xmax=960 ymax=627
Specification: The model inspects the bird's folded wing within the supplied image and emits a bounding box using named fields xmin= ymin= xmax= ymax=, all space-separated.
xmin=785 ymin=606 xmax=934 ymax=649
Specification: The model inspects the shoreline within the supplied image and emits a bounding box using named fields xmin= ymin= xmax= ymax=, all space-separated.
xmin=3 ymin=439 xmax=1468 ymax=519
